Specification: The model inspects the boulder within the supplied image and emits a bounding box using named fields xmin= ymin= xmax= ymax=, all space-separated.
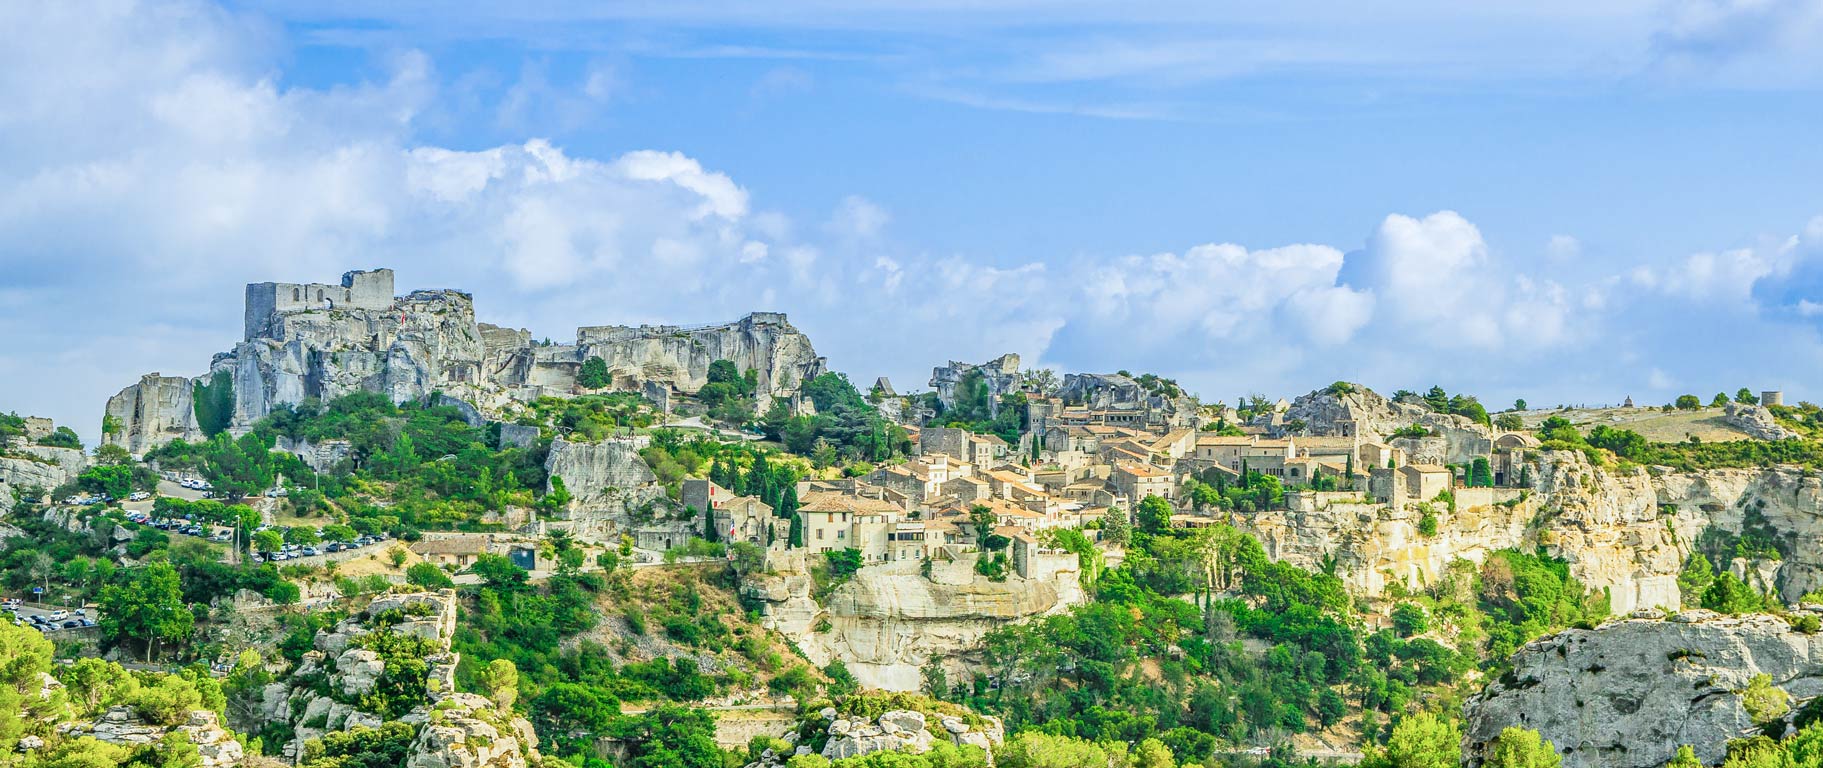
xmin=1464 ymin=612 xmax=1823 ymax=768
xmin=1723 ymin=402 xmax=1800 ymax=441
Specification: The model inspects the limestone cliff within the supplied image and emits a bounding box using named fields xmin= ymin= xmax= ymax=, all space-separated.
xmin=105 ymin=270 xmax=826 ymax=453
xmin=0 ymin=444 xmax=86 ymax=513
xmin=1463 ymin=610 xmax=1823 ymax=768
xmin=742 ymin=553 xmax=1082 ymax=691
xmin=1242 ymin=450 xmax=1823 ymax=615
xmin=102 ymin=373 xmax=203 ymax=454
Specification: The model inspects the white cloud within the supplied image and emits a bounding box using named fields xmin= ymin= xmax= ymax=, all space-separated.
xmin=10 ymin=0 xmax=1823 ymax=440
xmin=1546 ymin=234 xmax=1581 ymax=261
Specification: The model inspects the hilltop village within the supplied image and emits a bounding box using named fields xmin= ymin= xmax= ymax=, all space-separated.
xmin=10 ymin=269 xmax=1823 ymax=768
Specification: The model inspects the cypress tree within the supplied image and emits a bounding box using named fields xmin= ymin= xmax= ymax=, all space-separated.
xmin=703 ymin=503 xmax=718 ymax=543
xmin=789 ymin=512 xmax=805 ymax=548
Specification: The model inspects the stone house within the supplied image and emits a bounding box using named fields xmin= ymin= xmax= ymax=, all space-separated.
xmin=1112 ymin=461 xmax=1174 ymax=503
xmin=1399 ymin=464 xmax=1453 ymax=505
xmin=796 ymin=492 xmax=904 ymax=559
xmin=1192 ymin=434 xmax=1254 ymax=470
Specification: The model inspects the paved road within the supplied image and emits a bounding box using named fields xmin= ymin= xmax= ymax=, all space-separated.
xmin=5 ymin=601 xmax=98 ymax=634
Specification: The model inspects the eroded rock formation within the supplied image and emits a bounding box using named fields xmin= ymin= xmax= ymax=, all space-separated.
xmin=742 ymin=553 xmax=1082 ymax=691
xmin=929 ymin=355 xmax=1021 ymax=414
xmin=253 ymin=590 xmax=545 ymax=768
xmin=105 ymin=270 xmax=825 ymax=454
xmin=1463 ymin=610 xmax=1823 ymax=768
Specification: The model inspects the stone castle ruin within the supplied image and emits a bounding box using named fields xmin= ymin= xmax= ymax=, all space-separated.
xmin=104 ymin=269 xmax=826 ymax=454
xmin=243 ymin=268 xmax=396 ymax=340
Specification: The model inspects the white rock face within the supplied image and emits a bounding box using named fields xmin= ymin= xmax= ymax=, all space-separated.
xmin=545 ymin=437 xmax=657 ymax=502
xmin=743 ymin=555 xmax=1081 ymax=691
xmin=102 ymin=373 xmax=203 ymax=454
xmin=1244 ymin=449 xmax=1823 ymax=614
xmin=1463 ymin=611 xmax=1823 ymax=768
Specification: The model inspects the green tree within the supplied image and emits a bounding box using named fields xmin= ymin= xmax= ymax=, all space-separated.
xmin=252 ymin=529 xmax=283 ymax=553
xmin=1667 ymin=746 xmax=1703 ymax=768
xmin=1702 ymin=571 xmax=1765 ymax=615
xmin=1100 ymin=506 xmax=1130 ymax=546
xmin=191 ymin=370 xmax=235 ymax=437
xmin=1484 ymin=727 xmax=1563 ymax=768
xmin=1470 ymin=457 xmax=1494 ymax=487
xmin=478 ymin=658 xmax=520 ymax=711
xmin=577 ymin=357 xmax=611 ymax=390
xmin=1391 ymin=603 xmax=1429 ymax=637
xmin=58 ymin=657 xmax=138 ymax=718
xmin=1741 ymin=673 xmax=1792 ymax=724
xmin=823 ymin=660 xmax=859 ymax=696
xmin=1678 ymin=554 xmax=1716 ymax=608
xmin=406 ymin=562 xmax=454 ymax=589
xmin=98 ymin=562 xmax=194 ymax=661
xmin=1737 ymin=388 xmax=1760 ymax=405
xmin=1135 ymin=495 xmax=1173 ymax=534
xmin=1513 ymin=398 xmax=1528 ymax=411
xmin=1713 ymin=393 xmax=1731 ymax=408
xmin=1363 ymin=712 xmax=1461 ymax=768
xmin=1675 ymin=394 xmax=1701 ymax=410
xmin=1495 ymin=413 xmax=1525 ymax=431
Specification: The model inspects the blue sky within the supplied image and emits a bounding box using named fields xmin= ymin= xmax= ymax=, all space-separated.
xmin=4 ymin=0 xmax=1823 ymax=438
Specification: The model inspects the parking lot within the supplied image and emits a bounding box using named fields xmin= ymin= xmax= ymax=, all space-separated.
xmin=4 ymin=599 xmax=98 ymax=634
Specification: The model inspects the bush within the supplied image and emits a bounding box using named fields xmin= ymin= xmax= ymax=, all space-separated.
xmin=406 ymin=562 xmax=453 ymax=589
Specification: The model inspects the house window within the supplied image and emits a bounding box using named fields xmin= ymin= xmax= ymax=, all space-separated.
xmin=816 ymin=529 xmax=824 ymax=540
xmin=292 ymin=287 xmax=300 ymax=301
xmin=837 ymin=530 xmax=846 ymax=540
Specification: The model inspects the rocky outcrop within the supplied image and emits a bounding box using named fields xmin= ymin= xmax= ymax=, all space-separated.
xmin=0 ymin=438 xmax=88 ymax=514
xmin=544 ymin=437 xmax=656 ymax=503
xmin=742 ymin=706 xmax=1004 ymax=768
xmin=251 ymin=590 xmax=542 ymax=768
xmin=743 ymin=553 xmax=1081 ymax=691
xmin=1 ymin=456 xmax=69 ymax=513
xmin=61 ymin=707 xmax=245 ymax=768
xmin=1723 ymin=402 xmax=1800 ymax=441
xmin=407 ymin=692 xmax=543 ymax=768
xmin=929 ymin=355 xmax=1021 ymax=414
xmin=573 ymin=313 xmax=825 ymax=401
xmin=1463 ymin=610 xmax=1823 ymax=768
xmin=106 ymin=271 xmax=826 ymax=452
xmin=229 ymin=288 xmax=489 ymax=434
xmin=103 ymin=373 xmax=203 ymax=454
xmin=1284 ymin=385 xmax=1493 ymax=464
xmin=1244 ymin=449 xmax=1823 ymax=614
xmin=1056 ymin=372 xmax=1142 ymax=410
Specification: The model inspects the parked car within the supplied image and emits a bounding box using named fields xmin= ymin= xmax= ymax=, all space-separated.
xmin=48 ymin=611 xmax=68 ymax=621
